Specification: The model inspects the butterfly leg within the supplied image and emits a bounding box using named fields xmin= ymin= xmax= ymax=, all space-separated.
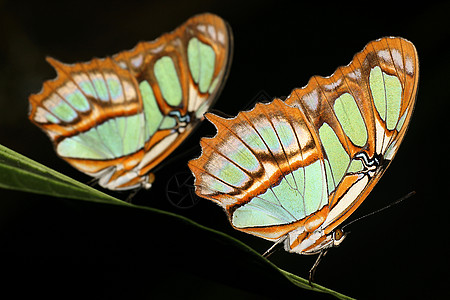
xmin=126 ymin=186 xmax=143 ymax=203
xmin=86 ymin=177 xmax=99 ymax=187
xmin=262 ymin=235 xmax=287 ymax=258
xmin=309 ymin=249 xmax=328 ymax=286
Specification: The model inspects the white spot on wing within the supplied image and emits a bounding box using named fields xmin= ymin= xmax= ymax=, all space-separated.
xmin=117 ymin=61 xmax=127 ymax=69
xmin=378 ymin=50 xmax=391 ymax=62
xmin=122 ymin=80 xmax=136 ymax=102
xmin=347 ymin=69 xmax=361 ymax=80
xmin=35 ymin=106 xmax=59 ymax=123
xmin=208 ymin=25 xmax=217 ymax=40
xmin=405 ymin=56 xmax=414 ymax=75
xmin=131 ymin=54 xmax=143 ymax=68
xmin=303 ymin=90 xmax=319 ymax=111
xmin=197 ymin=24 xmax=206 ymax=32
xmin=150 ymin=44 xmax=165 ymax=54
xmin=218 ymin=31 xmax=225 ymax=44
xmin=57 ymin=81 xmax=80 ymax=103
xmin=324 ymin=78 xmax=342 ymax=90
xmin=392 ymin=49 xmax=404 ymax=71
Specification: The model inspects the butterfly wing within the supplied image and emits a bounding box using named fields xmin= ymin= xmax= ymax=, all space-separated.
xmin=285 ymin=37 xmax=418 ymax=248
xmin=28 ymin=13 xmax=232 ymax=190
xmin=189 ymin=37 xmax=418 ymax=254
xmin=189 ymin=99 xmax=330 ymax=241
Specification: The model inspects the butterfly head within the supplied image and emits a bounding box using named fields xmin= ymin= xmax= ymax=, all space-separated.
xmin=331 ymin=228 xmax=347 ymax=247
xmin=142 ymin=173 xmax=156 ymax=190
xmin=284 ymin=227 xmax=348 ymax=255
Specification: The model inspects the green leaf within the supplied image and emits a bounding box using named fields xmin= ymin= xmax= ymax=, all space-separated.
xmin=0 ymin=143 xmax=126 ymax=206
xmin=0 ymin=144 xmax=354 ymax=299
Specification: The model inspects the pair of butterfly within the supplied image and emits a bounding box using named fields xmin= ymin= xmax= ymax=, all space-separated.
xmin=28 ymin=13 xmax=419 ymax=283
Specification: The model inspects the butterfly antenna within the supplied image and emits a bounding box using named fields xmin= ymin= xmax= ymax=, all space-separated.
xmin=341 ymin=190 xmax=416 ymax=232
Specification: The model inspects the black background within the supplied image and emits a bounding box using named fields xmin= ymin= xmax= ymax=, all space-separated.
xmin=1 ymin=1 xmax=449 ymax=299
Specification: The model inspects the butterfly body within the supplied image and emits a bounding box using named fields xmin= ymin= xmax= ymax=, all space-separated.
xmin=29 ymin=13 xmax=232 ymax=191
xmin=189 ymin=37 xmax=418 ymax=255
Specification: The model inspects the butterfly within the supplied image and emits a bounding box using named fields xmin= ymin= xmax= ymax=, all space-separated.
xmin=188 ymin=37 xmax=418 ymax=282
xmin=28 ymin=13 xmax=233 ymax=191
